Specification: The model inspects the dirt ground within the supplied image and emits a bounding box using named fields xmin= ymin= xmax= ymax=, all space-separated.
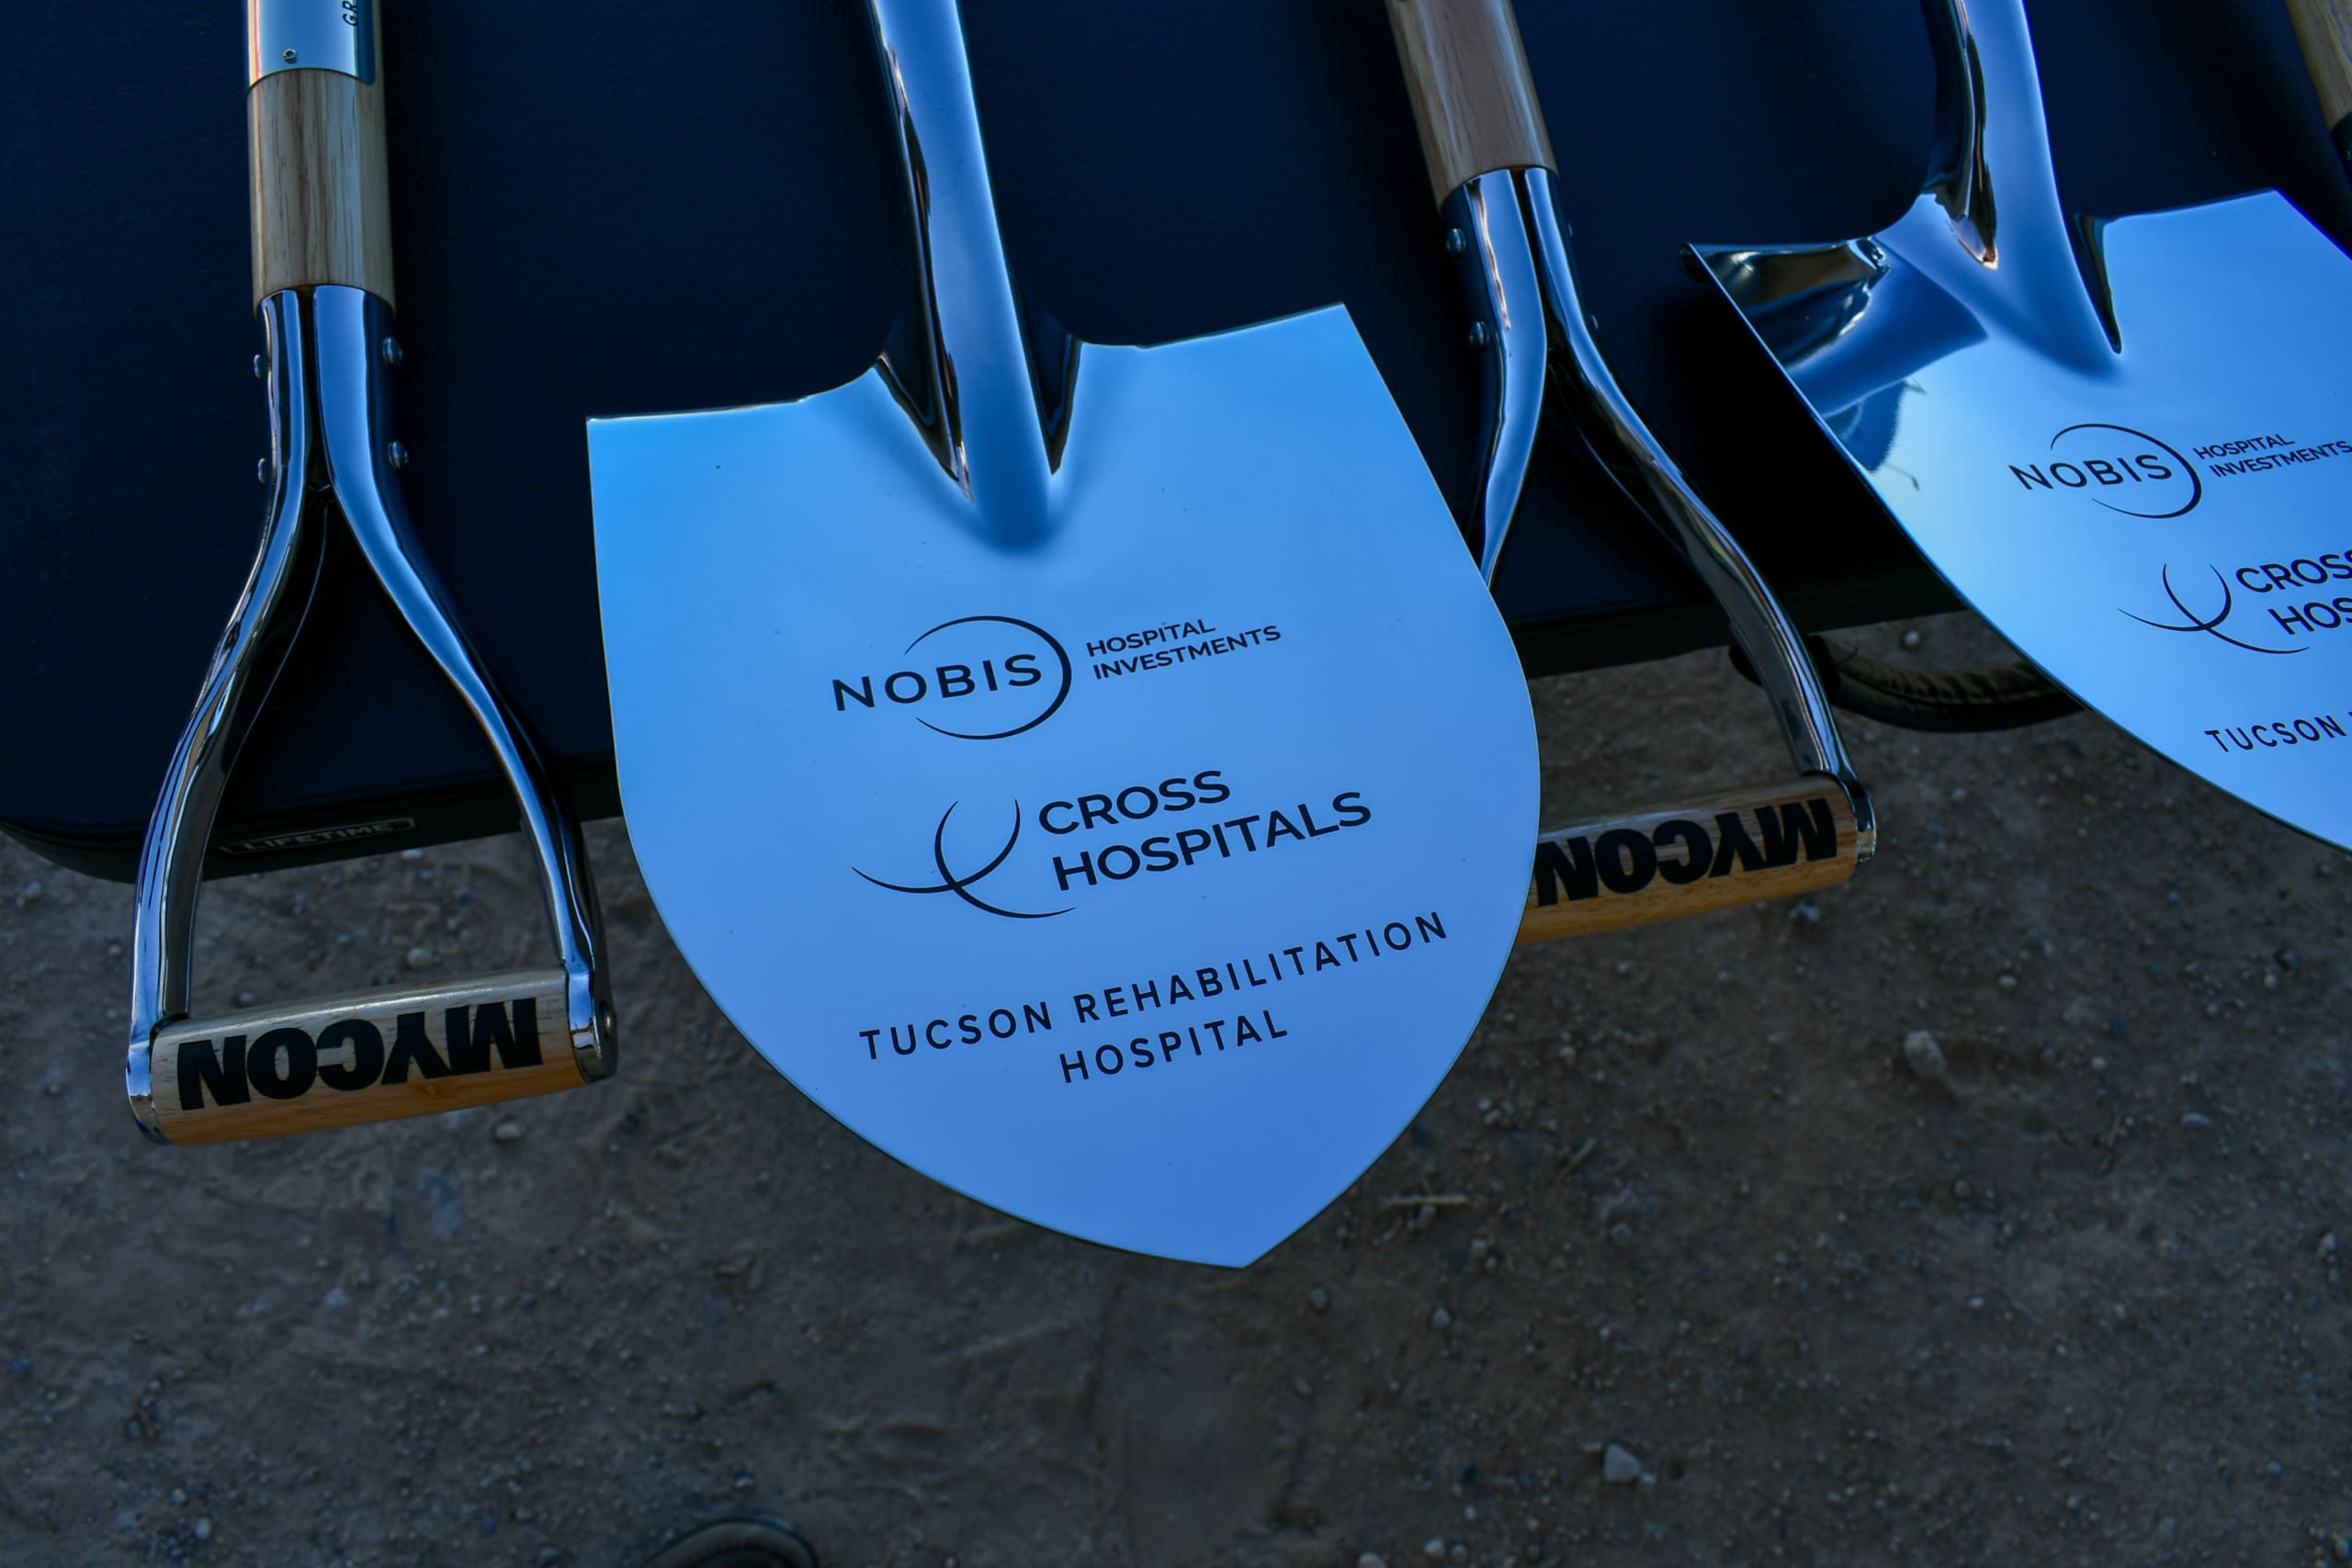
xmin=3 ymin=614 xmax=2347 ymax=1568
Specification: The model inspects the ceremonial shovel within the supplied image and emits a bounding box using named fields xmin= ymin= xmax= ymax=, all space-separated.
xmin=1381 ymin=0 xmax=1876 ymax=940
xmin=1695 ymin=0 xmax=2352 ymax=851
xmin=588 ymin=0 xmax=1540 ymax=1264
xmin=126 ymin=1 xmax=615 ymax=1145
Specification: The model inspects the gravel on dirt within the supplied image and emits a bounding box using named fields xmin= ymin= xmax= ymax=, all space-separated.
xmin=1 ymin=615 xmax=2347 ymax=1566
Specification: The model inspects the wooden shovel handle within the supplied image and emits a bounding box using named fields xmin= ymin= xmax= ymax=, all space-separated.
xmin=1516 ymin=779 xmax=1860 ymax=944
xmin=248 ymin=4 xmax=395 ymax=308
xmin=2286 ymin=0 xmax=2352 ymax=167
xmin=146 ymin=967 xmax=592 ymax=1145
xmin=1385 ymin=0 xmax=1557 ymax=204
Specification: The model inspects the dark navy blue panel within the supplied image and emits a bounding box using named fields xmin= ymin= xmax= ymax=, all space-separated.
xmin=2 ymin=0 xmax=2346 ymax=878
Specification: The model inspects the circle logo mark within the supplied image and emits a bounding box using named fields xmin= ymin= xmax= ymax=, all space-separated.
xmin=2121 ymin=563 xmax=2301 ymax=655
xmin=828 ymin=615 xmax=1074 ymax=741
xmin=854 ymin=800 xmax=1070 ymax=920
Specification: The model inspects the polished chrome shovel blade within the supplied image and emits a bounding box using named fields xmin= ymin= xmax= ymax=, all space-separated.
xmin=585 ymin=0 xmax=1537 ymax=1265
xmin=1694 ymin=0 xmax=2352 ymax=851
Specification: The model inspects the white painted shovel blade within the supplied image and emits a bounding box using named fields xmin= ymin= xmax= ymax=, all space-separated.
xmin=588 ymin=307 xmax=1539 ymax=1265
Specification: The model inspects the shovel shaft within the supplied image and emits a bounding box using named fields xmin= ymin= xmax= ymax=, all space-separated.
xmin=1385 ymin=0 xmax=1879 ymax=899
xmin=1518 ymin=780 xmax=1860 ymax=944
xmin=147 ymin=968 xmax=587 ymax=1145
xmin=1385 ymin=0 xmax=1556 ymax=205
xmin=247 ymin=1 xmax=393 ymax=308
xmin=123 ymin=7 xmax=616 ymax=1145
xmin=2287 ymin=0 xmax=2352 ymax=168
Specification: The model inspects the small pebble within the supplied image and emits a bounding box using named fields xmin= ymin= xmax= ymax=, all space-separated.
xmin=193 ymin=1519 xmax=212 ymax=1542
xmin=1788 ymin=900 xmax=1821 ymax=926
xmin=17 ymin=880 xmax=41 ymax=903
xmin=1423 ymin=1539 xmax=1447 ymax=1561
xmin=1430 ymin=1305 xmax=1453 ymax=1331
xmin=1291 ymin=1375 xmax=1314 ymax=1399
xmin=169 ymin=1489 xmax=187 ymax=1506
xmin=2277 ymin=948 xmax=2300 ymax=971
xmin=1357 ymin=1554 xmax=1387 ymax=1568
xmin=2180 ymin=1111 xmax=2212 ymax=1130
xmin=1601 ymin=1444 xmax=1644 ymax=1485
xmin=1996 ymin=973 xmax=2018 ymax=990
xmin=1308 ymin=1286 xmax=1330 ymax=1314
xmin=1902 ymin=1029 xmax=1948 ymax=1082
xmin=234 ymin=990 xmax=258 ymax=1009
xmin=404 ymin=945 xmax=436 ymax=971
xmin=493 ymin=1119 xmax=526 ymax=1145
xmin=1901 ymin=628 xmax=1924 ymax=650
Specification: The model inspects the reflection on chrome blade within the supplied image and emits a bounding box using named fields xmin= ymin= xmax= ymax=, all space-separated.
xmin=1690 ymin=0 xmax=2352 ymax=852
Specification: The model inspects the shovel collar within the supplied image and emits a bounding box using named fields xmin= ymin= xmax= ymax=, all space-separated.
xmin=866 ymin=0 xmax=1059 ymax=537
xmin=1698 ymin=0 xmax=2122 ymax=378
xmin=247 ymin=0 xmax=377 ymax=85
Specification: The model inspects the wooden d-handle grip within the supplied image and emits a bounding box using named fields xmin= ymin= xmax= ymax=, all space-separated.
xmin=1385 ymin=0 xmax=1557 ymax=204
xmin=146 ymin=967 xmax=589 ymax=1145
xmin=2287 ymin=0 xmax=2352 ymax=168
xmin=1516 ymin=779 xmax=1860 ymax=944
xmin=248 ymin=2 xmax=395 ymax=308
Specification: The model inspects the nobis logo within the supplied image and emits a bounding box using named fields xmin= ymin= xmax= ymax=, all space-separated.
xmin=2008 ymin=423 xmax=2201 ymax=518
xmin=175 ymin=999 xmax=545 ymax=1111
xmin=831 ymin=615 xmax=1072 ymax=739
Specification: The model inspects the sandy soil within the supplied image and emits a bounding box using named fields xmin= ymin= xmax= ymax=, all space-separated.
xmin=3 ymin=615 xmax=2348 ymax=1568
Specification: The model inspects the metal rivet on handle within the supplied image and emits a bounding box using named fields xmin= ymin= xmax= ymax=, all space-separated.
xmin=1466 ymin=321 xmax=1490 ymax=350
xmin=380 ymin=338 xmax=404 ymax=367
xmin=252 ymin=354 xmax=265 ymax=380
xmin=1444 ymin=228 xmax=1466 ymax=255
xmin=387 ymin=442 xmax=411 ymax=468
xmin=282 ymin=48 xmax=298 ymax=63
xmin=256 ymin=458 xmax=269 ymax=485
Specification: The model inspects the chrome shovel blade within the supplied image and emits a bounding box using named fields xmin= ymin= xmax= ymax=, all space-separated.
xmin=1696 ymin=0 xmax=2352 ymax=851
xmin=584 ymin=0 xmax=1537 ymax=1265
